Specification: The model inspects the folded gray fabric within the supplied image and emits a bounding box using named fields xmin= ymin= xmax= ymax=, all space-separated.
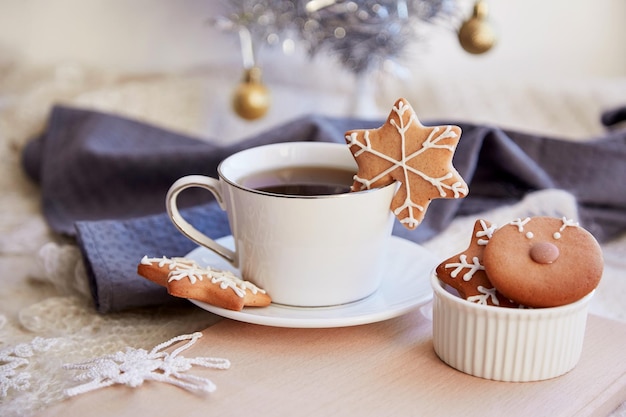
xmin=22 ymin=105 xmax=344 ymax=235
xmin=75 ymin=203 xmax=230 ymax=311
xmin=22 ymin=105 xmax=626 ymax=313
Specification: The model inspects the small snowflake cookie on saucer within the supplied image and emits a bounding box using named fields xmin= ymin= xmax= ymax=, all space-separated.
xmin=345 ymin=97 xmax=468 ymax=230
xmin=137 ymin=256 xmax=271 ymax=311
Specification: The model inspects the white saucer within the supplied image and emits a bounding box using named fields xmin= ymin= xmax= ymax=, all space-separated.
xmin=185 ymin=235 xmax=438 ymax=328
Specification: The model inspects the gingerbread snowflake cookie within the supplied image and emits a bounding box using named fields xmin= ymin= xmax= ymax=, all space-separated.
xmin=137 ymin=256 xmax=271 ymax=311
xmin=345 ymin=98 xmax=468 ymax=230
xmin=436 ymin=219 xmax=521 ymax=308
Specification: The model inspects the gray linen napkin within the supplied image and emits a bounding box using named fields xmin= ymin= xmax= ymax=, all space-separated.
xmin=22 ymin=105 xmax=626 ymax=313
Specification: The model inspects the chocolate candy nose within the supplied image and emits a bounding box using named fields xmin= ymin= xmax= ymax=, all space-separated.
xmin=530 ymin=242 xmax=560 ymax=264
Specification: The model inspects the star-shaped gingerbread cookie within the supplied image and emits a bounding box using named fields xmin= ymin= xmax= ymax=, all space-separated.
xmin=435 ymin=219 xmax=520 ymax=308
xmin=345 ymin=98 xmax=468 ymax=229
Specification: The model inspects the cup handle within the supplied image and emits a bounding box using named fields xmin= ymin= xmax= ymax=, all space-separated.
xmin=166 ymin=175 xmax=237 ymax=266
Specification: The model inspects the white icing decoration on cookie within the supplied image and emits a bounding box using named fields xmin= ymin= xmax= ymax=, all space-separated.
xmin=141 ymin=255 xmax=200 ymax=272
xmin=559 ymin=217 xmax=579 ymax=232
xmin=508 ymin=217 xmax=531 ymax=232
xmin=140 ymin=256 xmax=265 ymax=297
xmin=551 ymin=217 xmax=579 ymax=240
xmin=476 ymin=220 xmax=497 ymax=245
xmin=444 ymin=254 xmax=485 ymax=281
xmin=466 ymin=286 xmax=500 ymax=305
xmin=525 ymin=232 xmax=534 ymax=239
xmin=169 ymin=266 xmax=212 ymax=285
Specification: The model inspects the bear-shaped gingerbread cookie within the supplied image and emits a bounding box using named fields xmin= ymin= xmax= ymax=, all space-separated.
xmin=436 ymin=216 xmax=603 ymax=308
xmin=483 ymin=216 xmax=603 ymax=308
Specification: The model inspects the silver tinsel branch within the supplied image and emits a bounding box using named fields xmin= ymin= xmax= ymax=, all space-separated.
xmin=211 ymin=0 xmax=459 ymax=75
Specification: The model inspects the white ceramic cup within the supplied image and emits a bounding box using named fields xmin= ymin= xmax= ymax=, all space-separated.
xmin=166 ymin=142 xmax=396 ymax=307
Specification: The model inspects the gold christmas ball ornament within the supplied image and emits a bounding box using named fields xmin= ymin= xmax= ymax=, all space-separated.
xmin=232 ymin=66 xmax=270 ymax=120
xmin=458 ymin=0 xmax=497 ymax=55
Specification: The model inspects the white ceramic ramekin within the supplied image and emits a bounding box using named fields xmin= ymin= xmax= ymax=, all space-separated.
xmin=431 ymin=273 xmax=593 ymax=382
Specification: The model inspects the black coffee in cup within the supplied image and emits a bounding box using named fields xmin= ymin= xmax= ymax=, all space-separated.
xmin=241 ymin=166 xmax=354 ymax=196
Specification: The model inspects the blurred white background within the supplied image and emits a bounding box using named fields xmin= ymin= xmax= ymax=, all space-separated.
xmin=0 ymin=0 xmax=624 ymax=78
xmin=0 ymin=0 xmax=624 ymax=141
